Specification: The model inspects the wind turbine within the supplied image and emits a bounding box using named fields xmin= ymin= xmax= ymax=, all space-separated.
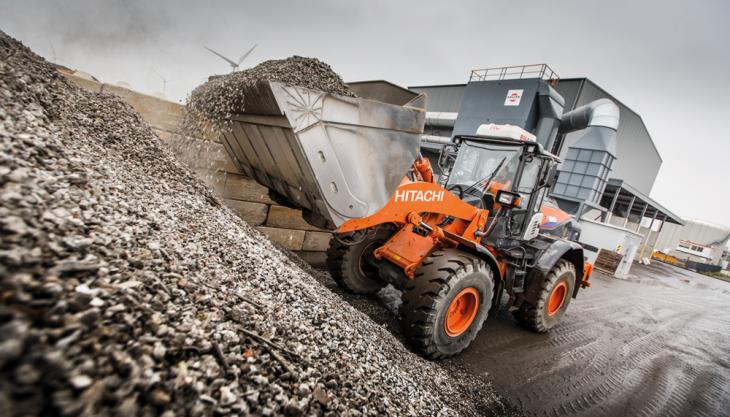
xmin=49 ymin=39 xmax=57 ymax=63
xmin=204 ymin=44 xmax=257 ymax=72
xmin=151 ymin=68 xmax=168 ymax=98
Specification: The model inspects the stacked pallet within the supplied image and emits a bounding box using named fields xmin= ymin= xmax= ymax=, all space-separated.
xmin=594 ymin=249 xmax=623 ymax=275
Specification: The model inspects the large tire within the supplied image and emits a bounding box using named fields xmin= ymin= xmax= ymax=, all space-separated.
xmin=514 ymin=259 xmax=576 ymax=333
xmin=400 ymin=249 xmax=494 ymax=359
xmin=326 ymin=228 xmax=390 ymax=294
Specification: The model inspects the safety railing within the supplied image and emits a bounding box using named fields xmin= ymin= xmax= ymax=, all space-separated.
xmin=470 ymin=64 xmax=559 ymax=85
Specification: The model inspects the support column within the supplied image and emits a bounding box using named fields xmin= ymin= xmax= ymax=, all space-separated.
xmin=638 ymin=210 xmax=660 ymax=261
xmin=657 ymin=215 xmax=667 ymax=234
xmin=622 ymin=195 xmax=636 ymax=228
xmin=636 ymin=202 xmax=648 ymax=232
xmin=605 ymin=188 xmax=621 ymax=224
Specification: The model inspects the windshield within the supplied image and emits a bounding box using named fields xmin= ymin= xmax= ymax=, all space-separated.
xmin=447 ymin=141 xmax=522 ymax=193
xmin=446 ymin=140 xmax=550 ymax=237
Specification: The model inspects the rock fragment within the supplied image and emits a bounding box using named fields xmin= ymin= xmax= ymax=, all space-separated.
xmin=0 ymin=30 xmax=500 ymax=417
xmin=187 ymin=56 xmax=355 ymax=127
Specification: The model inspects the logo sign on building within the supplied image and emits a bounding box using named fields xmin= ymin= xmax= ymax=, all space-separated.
xmin=504 ymin=89 xmax=524 ymax=106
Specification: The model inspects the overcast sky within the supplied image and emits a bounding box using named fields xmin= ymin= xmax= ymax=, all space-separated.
xmin=2 ymin=0 xmax=729 ymax=232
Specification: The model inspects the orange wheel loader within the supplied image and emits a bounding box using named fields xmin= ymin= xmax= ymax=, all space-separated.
xmin=218 ymin=77 xmax=609 ymax=359
xmin=327 ymin=132 xmax=591 ymax=359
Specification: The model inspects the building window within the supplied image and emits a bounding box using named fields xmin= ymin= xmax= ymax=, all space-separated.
xmin=676 ymin=240 xmax=711 ymax=259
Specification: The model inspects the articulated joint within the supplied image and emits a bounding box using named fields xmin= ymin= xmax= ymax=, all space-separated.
xmin=406 ymin=212 xmax=444 ymax=240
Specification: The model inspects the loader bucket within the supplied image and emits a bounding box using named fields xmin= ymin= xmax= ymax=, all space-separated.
xmin=220 ymin=81 xmax=425 ymax=229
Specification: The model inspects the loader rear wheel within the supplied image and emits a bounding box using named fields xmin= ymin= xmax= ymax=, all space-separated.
xmin=514 ymin=259 xmax=575 ymax=333
xmin=400 ymin=249 xmax=494 ymax=359
xmin=326 ymin=228 xmax=389 ymax=294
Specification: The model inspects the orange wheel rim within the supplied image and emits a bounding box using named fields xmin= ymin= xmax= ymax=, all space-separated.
xmin=547 ymin=281 xmax=568 ymax=316
xmin=444 ymin=287 xmax=480 ymax=337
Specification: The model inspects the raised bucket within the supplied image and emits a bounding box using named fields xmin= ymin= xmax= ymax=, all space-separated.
xmin=220 ymin=81 xmax=425 ymax=229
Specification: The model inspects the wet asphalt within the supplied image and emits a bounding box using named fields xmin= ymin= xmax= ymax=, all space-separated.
xmin=458 ymin=262 xmax=730 ymax=417
xmin=314 ymin=261 xmax=730 ymax=417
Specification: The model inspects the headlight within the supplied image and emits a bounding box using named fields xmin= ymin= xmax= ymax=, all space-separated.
xmin=496 ymin=190 xmax=521 ymax=207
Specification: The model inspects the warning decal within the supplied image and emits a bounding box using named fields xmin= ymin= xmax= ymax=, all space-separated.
xmin=504 ymin=89 xmax=524 ymax=106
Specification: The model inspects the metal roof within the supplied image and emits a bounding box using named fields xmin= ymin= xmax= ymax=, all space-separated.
xmin=346 ymin=80 xmax=418 ymax=106
xmin=347 ymin=79 xmax=416 ymax=95
xmin=600 ymin=178 xmax=684 ymax=225
xmin=409 ymin=84 xmax=467 ymax=112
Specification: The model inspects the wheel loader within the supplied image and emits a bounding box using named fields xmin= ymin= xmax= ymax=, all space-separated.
xmin=219 ymin=70 xmax=617 ymax=359
xmin=327 ymin=128 xmax=591 ymax=358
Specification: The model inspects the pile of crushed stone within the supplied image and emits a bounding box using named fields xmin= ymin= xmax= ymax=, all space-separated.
xmin=187 ymin=56 xmax=355 ymax=126
xmin=0 ymin=31 xmax=502 ymax=416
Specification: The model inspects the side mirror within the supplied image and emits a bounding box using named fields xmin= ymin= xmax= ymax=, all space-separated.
xmin=540 ymin=162 xmax=559 ymax=188
xmin=438 ymin=143 xmax=458 ymax=171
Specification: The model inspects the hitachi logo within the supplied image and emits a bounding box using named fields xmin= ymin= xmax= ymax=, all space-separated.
xmin=394 ymin=189 xmax=445 ymax=203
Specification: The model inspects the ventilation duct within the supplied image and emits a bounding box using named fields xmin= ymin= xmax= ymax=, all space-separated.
xmin=552 ymin=99 xmax=620 ymax=205
xmin=425 ymin=112 xmax=458 ymax=128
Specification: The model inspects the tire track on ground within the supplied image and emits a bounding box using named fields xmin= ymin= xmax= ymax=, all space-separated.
xmin=457 ymin=263 xmax=730 ymax=417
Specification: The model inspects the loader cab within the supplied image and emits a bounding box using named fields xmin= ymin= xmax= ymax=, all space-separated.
xmin=440 ymin=130 xmax=560 ymax=241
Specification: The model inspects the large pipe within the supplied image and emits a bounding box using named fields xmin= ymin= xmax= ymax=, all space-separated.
xmin=425 ymin=112 xmax=458 ymax=128
xmin=559 ymin=98 xmax=619 ymax=133
xmin=421 ymin=134 xmax=452 ymax=145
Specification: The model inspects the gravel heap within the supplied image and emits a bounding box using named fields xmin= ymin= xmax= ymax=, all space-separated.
xmin=187 ymin=56 xmax=355 ymax=127
xmin=0 ymin=31 xmax=499 ymax=416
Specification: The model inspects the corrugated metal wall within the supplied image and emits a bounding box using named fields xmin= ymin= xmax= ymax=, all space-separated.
xmin=409 ymin=84 xmax=466 ymax=112
xmin=554 ymin=79 xmax=583 ymax=110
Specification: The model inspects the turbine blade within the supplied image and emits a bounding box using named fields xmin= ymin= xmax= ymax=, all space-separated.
xmin=237 ymin=44 xmax=257 ymax=65
xmin=204 ymin=46 xmax=238 ymax=67
xmin=151 ymin=68 xmax=165 ymax=81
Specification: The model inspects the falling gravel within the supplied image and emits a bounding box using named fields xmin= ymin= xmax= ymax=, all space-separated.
xmin=0 ymin=31 xmax=502 ymax=416
xmin=187 ymin=56 xmax=355 ymax=129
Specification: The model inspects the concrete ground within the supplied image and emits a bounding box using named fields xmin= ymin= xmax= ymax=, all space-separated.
xmin=315 ymin=261 xmax=730 ymax=417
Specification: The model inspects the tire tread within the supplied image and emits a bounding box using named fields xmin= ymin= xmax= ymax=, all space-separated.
xmin=514 ymin=259 xmax=576 ymax=333
xmin=399 ymin=249 xmax=493 ymax=359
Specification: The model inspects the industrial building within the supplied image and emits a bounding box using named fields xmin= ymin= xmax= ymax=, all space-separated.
xmin=350 ymin=65 xmax=688 ymax=276
xmin=653 ymin=219 xmax=730 ymax=267
xmin=410 ymin=71 xmax=681 ymax=220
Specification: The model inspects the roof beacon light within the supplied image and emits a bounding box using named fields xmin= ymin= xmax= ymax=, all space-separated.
xmin=476 ymin=124 xmax=536 ymax=142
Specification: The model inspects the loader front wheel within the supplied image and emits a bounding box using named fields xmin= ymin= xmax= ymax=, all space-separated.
xmin=326 ymin=228 xmax=389 ymax=294
xmin=400 ymin=250 xmax=494 ymax=359
xmin=513 ymin=259 xmax=575 ymax=333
